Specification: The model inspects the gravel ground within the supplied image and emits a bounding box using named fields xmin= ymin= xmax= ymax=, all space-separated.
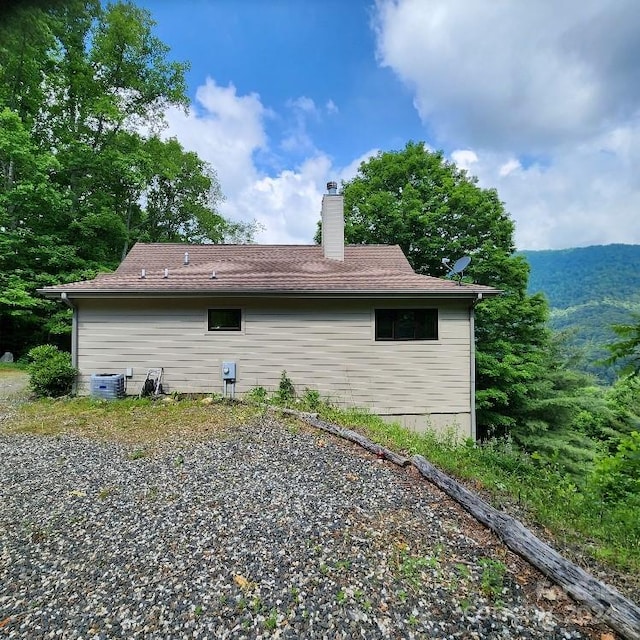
xmin=0 ymin=413 xmax=605 ymax=640
xmin=0 ymin=373 xmax=27 ymax=430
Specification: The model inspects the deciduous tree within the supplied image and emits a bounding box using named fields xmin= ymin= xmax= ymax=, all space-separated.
xmin=327 ymin=142 xmax=567 ymax=447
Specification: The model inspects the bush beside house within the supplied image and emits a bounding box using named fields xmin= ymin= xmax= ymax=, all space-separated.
xmin=27 ymin=345 xmax=77 ymax=397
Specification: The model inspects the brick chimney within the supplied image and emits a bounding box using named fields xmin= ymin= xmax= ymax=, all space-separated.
xmin=321 ymin=181 xmax=344 ymax=261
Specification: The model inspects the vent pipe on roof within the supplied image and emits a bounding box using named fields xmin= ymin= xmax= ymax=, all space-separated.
xmin=321 ymin=181 xmax=344 ymax=261
xmin=140 ymin=268 xmax=146 ymax=279
xmin=163 ymin=268 xmax=169 ymax=279
xmin=184 ymin=251 xmax=189 ymax=265
xmin=211 ymin=270 xmax=217 ymax=279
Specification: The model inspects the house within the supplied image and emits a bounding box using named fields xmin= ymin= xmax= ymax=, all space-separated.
xmin=39 ymin=183 xmax=499 ymax=439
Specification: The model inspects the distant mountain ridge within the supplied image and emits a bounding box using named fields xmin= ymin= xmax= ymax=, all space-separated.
xmin=519 ymin=244 xmax=640 ymax=382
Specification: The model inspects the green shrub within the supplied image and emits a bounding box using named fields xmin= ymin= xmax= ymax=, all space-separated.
xmin=275 ymin=370 xmax=295 ymax=405
xmin=246 ymin=386 xmax=268 ymax=404
xmin=479 ymin=558 xmax=507 ymax=600
xmin=26 ymin=345 xmax=77 ymax=397
xmin=300 ymin=388 xmax=321 ymax=411
xmin=590 ymin=431 xmax=640 ymax=502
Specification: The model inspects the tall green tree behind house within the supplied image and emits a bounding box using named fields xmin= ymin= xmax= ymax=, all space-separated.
xmin=0 ymin=107 xmax=75 ymax=352
xmin=139 ymin=136 xmax=255 ymax=247
xmin=0 ymin=0 xmax=253 ymax=357
xmin=325 ymin=142 xmax=592 ymax=459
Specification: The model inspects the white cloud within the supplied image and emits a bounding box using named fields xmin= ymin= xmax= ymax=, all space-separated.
xmin=453 ymin=121 xmax=640 ymax=249
xmin=338 ymin=148 xmax=381 ymax=183
xmin=164 ymin=78 xmax=350 ymax=244
xmin=234 ymin=156 xmax=332 ymax=244
xmin=166 ymin=78 xmax=268 ymax=196
xmin=280 ymin=96 xmax=321 ymax=155
xmin=288 ymin=96 xmax=320 ymax=116
xmin=160 ymin=6 xmax=640 ymax=252
xmin=375 ymin=0 xmax=640 ymax=249
xmin=374 ymin=0 xmax=640 ymax=152
xmin=450 ymin=150 xmax=478 ymax=172
xmin=280 ymin=96 xmax=341 ymax=155
xmin=498 ymin=159 xmax=521 ymax=178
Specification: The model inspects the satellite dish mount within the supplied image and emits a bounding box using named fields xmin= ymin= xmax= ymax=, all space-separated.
xmin=442 ymin=255 xmax=471 ymax=285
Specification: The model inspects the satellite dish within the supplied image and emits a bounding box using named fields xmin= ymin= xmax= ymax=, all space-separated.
xmin=451 ymin=256 xmax=471 ymax=274
xmin=443 ymin=255 xmax=472 ymax=285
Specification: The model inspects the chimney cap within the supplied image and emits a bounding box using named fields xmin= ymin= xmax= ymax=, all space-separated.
xmin=326 ymin=181 xmax=338 ymax=195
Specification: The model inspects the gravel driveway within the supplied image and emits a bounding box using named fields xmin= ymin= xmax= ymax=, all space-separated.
xmin=0 ymin=412 xmax=601 ymax=640
xmin=0 ymin=371 xmax=28 ymax=426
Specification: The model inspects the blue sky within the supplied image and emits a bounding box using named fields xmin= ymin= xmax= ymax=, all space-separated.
xmin=142 ymin=1 xmax=421 ymax=164
xmin=137 ymin=0 xmax=640 ymax=250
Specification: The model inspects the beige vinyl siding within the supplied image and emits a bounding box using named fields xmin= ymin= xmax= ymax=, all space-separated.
xmin=76 ymin=297 xmax=472 ymax=428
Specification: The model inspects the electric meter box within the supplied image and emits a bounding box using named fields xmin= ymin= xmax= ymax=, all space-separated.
xmin=221 ymin=362 xmax=236 ymax=381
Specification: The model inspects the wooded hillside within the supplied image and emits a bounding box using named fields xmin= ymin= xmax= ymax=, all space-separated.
xmin=520 ymin=244 xmax=640 ymax=381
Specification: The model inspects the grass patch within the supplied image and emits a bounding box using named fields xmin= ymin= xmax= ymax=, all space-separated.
xmin=1 ymin=396 xmax=260 ymax=445
xmin=0 ymin=364 xmax=28 ymax=377
xmin=479 ymin=558 xmax=507 ymax=601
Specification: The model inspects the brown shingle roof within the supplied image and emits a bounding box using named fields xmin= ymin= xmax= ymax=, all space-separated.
xmin=39 ymin=243 xmax=500 ymax=297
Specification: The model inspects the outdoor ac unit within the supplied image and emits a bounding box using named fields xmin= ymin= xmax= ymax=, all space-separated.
xmin=90 ymin=373 xmax=125 ymax=399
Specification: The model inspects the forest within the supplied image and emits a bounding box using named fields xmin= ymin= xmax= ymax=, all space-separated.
xmin=0 ymin=0 xmax=255 ymax=357
xmin=2 ymin=0 xmax=639 ymax=577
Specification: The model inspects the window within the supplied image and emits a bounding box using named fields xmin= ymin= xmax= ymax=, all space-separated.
xmin=208 ymin=309 xmax=241 ymax=331
xmin=375 ymin=309 xmax=438 ymax=341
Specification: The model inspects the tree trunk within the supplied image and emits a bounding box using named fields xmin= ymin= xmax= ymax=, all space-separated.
xmin=121 ymin=198 xmax=133 ymax=261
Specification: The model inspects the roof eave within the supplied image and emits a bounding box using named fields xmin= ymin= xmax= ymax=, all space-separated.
xmin=38 ymin=287 xmax=502 ymax=299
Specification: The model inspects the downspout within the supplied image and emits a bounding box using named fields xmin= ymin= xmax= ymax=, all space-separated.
xmin=61 ymin=292 xmax=78 ymax=377
xmin=470 ymin=292 xmax=483 ymax=441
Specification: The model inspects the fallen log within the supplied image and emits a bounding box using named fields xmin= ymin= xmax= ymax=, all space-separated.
xmin=412 ymin=454 xmax=640 ymax=640
xmin=307 ymin=415 xmax=410 ymax=467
